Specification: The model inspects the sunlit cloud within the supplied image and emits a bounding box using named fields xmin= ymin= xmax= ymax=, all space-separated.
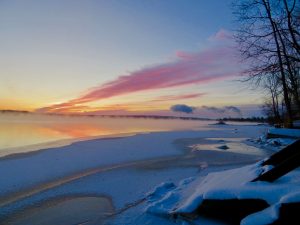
xmin=208 ymin=28 xmax=233 ymax=41
xmin=37 ymin=30 xmax=241 ymax=113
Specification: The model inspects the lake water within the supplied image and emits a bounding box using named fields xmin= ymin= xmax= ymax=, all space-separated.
xmin=0 ymin=113 xmax=215 ymax=157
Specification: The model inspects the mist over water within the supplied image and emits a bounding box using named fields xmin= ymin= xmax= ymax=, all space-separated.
xmin=0 ymin=113 xmax=213 ymax=157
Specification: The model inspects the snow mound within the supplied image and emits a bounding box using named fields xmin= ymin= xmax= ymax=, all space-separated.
xmin=175 ymin=163 xmax=263 ymax=213
xmin=241 ymin=191 xmax=300 ymax=225
xmin=145 ymin=178 xmax=195 ymax=215
xmin=146 ymin=182 xmax=176 ymax=203
xmin=145 ymin=160 xmax=300 ymax=224
xmin=249 ymin=134 xmax=295 ymax=152
xmin=268 ymin=128 xmax=300 ymax=138
xmin=241 ymin=205 xmax=280 ymax=225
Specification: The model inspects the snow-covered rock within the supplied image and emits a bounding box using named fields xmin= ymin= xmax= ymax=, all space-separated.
xmin=268 ymin=128 xmax=300 ymax=138
xmin=145 ymin=160 xmax=300 ymax=224
xmin=217 ymin=145 xmax=229 ymax=150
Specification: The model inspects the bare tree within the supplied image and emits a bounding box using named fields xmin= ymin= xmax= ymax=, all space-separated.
xmin=282 ymin=0 xmax=300 ymax=59
xmin=274 ymin=0 xmax=300 ymax=110
xmin=233 ymin=0 xmax=300 ymax=127
xmin=262 ymin=73 xmax=283 ymax=124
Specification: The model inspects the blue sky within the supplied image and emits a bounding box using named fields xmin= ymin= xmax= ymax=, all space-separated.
xmin=0 ymin=0 xmax=263 ymax=117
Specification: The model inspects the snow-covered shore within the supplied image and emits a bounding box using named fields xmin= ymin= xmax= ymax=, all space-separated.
xmin=145 ymin=160 xmax=300 ymax=225
xmin=0 ymin=123 xmax=271 ymax=225
xmin=143 ymin=130 xmax=300 ymax=225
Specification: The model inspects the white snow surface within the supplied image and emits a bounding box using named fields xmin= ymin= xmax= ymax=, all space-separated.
xmin=146 ymin=163 xmax=263 ymax=215
xmin=249 ymin=133 xmax=295 ymax=152
xmin=146 ymin=158 xmax=300 ymax=225
xmin=268 ymin=128 xmax=300 ymax=138
xmin=0 ymin=123 xmax=279 ymax=225
xmin=0 ymin=125 xmax=267 ymax=197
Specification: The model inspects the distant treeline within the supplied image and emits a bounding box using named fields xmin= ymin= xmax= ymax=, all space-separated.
xmin=0 ymin=110 xmax=268 ymax=123
xmin=0 ymin=110 xmax=210 ymax=121
xmin=220 ymin=117 xmax=267 ymax=123
xmin=0 ymin=110 xmax=30 ymax=114
xmin=84 ymin=114 xmax=211 ymax=121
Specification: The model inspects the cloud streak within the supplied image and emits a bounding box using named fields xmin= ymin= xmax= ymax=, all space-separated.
xmin=37 ymin=30 xmax=240 ymax=113
xmin=202 ymin=105 xmax=242 ymax=116
xmin=76 ymin=46 xmax=237 ymax=103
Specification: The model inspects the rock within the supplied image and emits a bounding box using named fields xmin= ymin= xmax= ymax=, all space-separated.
xmin=217 ymin=145 xmax=229 ymax=150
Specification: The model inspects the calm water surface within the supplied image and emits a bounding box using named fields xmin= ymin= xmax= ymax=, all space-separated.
xmin=0 ymin=113 xmax=214 ymax=157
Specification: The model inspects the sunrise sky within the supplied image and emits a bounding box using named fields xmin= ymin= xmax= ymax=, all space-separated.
xmin=0 ymin=0 xmax=264 ymax=118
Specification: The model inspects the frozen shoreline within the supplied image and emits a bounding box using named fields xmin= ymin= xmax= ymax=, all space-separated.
xmin=0 ymin=124 xmax=270 ymax=225
xmin=0 ymin=132 xmax=138 ymax=159
xmin=0 ymin=114 xmax=217 ymax=156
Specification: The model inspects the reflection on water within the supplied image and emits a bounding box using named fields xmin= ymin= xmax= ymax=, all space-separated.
xmin=0 ymin=113 xmax=212 ymax=156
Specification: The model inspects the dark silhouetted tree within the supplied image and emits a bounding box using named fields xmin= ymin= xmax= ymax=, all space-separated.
xmin=233 ymin=0 xmax=300 ymax=127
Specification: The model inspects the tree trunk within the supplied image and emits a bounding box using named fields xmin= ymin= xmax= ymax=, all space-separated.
xmin=262 ymin=0 xmax=293 ymax=127
xmin=283 ymin=0 xmax=300 ymax=56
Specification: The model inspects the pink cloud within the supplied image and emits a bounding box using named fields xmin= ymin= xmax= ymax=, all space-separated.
xmin=37 ymin=32 xmax=241 ymax=113
xmin=208 ymin=29 xmax=233 ymax=41
xmin=77 ymin=46 xmax=238 ymax=101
